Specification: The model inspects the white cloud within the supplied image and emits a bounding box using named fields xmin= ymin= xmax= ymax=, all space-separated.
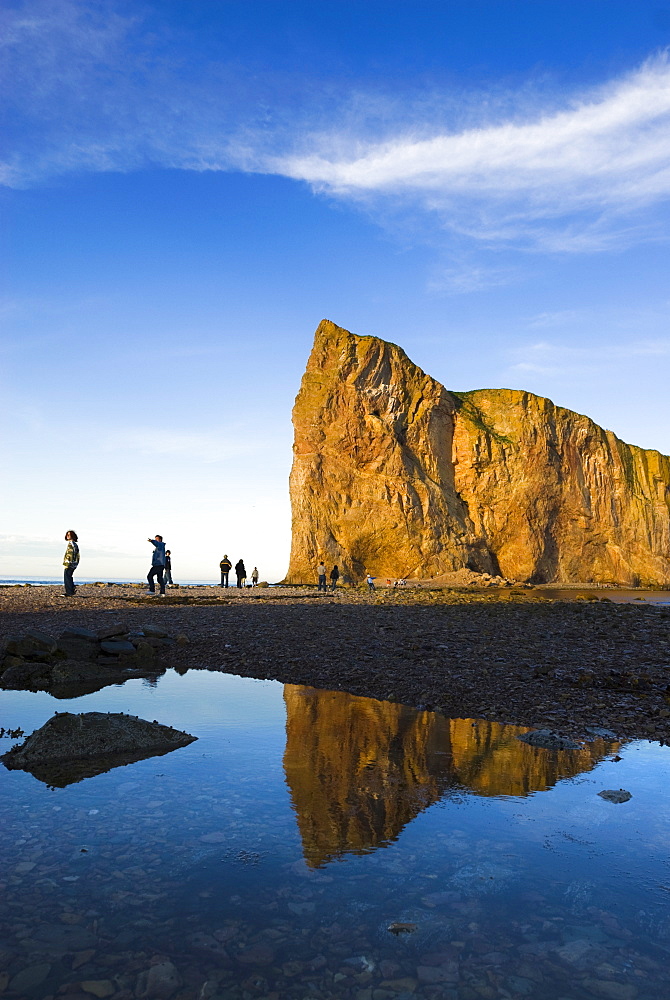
xmin=275 ymin=55 xmax=670 ymax=252
xmin=0 ymin=533 xmax=126 ymax=560
xmin=280 ymin=58 xmax=670 ymax=202
xmin=526 ymin=310 xmax=586 ymax=329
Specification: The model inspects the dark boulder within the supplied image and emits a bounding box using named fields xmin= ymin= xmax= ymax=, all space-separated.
xmin=2 ymin=712 xmax=197 ymax=787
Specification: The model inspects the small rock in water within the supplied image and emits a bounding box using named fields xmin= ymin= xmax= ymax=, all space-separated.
xmin=135 ymin=961 xmax=181 ymax=999
xmin=387 ymin=922 xmax=418 ymax=935
xmin=13 ymin=860 xmax=36 ymax=873
xmin=80 ymin=980 xmax=115 ymax=998
xmin=344 ymin=955 xmax=376 ymax=973
xmin=9 ymin=964 xmax=51 ymax=993
xmin=582 ymin=978 xmax=638 ymax=1000
xmin=199 ymin=831 xmax=226 ymax=843
xmin=516 ymin=729 xmax=582 ymax=750
xmin=598 ymin=788 xmax=632 ymax=803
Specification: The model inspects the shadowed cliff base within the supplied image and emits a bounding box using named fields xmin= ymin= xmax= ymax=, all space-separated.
xmin=288 ymin=320 xmax=670 ymax=586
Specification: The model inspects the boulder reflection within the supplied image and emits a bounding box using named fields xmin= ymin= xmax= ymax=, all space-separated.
xmin=283 ymin=685 xmax=619 ymax=868
xmin=5 ymin=745 xmax=188 ymax=788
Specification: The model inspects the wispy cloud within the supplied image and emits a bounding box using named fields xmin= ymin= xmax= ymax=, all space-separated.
xmin=0 ymin=0 xmax=278 ymax=186
xmin=506 ymin=337 xmax=670 ymax=378
xmin=103 ymin=427 xmax=260 ymax=463
xmin=3 ymin=1 xmax=670 ymax=258
xmin=276 ymin=55 xmax=670 ymax=253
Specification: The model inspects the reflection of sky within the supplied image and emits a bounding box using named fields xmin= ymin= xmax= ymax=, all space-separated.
xmin=1 ymin=671 xmax=287 ymax=733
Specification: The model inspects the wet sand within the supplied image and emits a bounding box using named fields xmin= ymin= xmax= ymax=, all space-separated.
xmin=2 ymin=583 xmax=669 ymax=743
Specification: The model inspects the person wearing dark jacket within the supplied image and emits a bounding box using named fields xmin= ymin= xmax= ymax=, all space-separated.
xmin=220 ymin=555 xmax=232 ymax=587
xmin=329 ymin=565 xmax=340 ymax=591
xmin=146 ymin=535 xmax=167 ymax=595
xmin=62 ymin=530 xmax=80 ymax=597
xmin=235 ymin=559 xmax=246 ymax=589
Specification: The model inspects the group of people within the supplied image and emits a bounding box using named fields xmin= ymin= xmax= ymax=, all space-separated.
xmin=315 ymin=562 xmax=381 ymax=592
xmin=61 ymin=533 xmax=392 ymax=597
xmin=316 ymin=562 xmax=373 ymax=592
xmin=219 ymin=555 xmax=259 ymax=589
xmin=316 ymin=562 xmax=340 ymax=591
xmin=146 ymin=535 xmax=172 ymax=594
xmin=60 ymin=531 xmax=258 ymax=596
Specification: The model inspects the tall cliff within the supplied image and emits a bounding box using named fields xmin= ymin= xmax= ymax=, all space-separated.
xmin=288 ymin=319 xmax=670 ymax=585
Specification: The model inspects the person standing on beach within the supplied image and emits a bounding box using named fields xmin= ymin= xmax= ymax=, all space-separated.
xmin=366 ymin=572 xmax=376 ymax=592
xmin=329 ymin=565 xmax=340 ymax=591
xmin=220 ymin=554 xmax=232 ymax=587
xmin=235 ymin=558 xmax=246 ymax=589
xmin=251 ymin=567 xmax=259 ymax=586
xmin=146 ymin=535 xmax=167 ymax=595
xmin=164 ymin=550 xmax=173 ymax=587
xmin=62 ymin=530 xmax=80 ymax=597
xmin=317 ymin=561 xmax=327 ymax=592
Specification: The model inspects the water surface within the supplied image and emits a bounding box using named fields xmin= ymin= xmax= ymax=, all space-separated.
xmin=1 ymin=671 xmax=669 ymax=999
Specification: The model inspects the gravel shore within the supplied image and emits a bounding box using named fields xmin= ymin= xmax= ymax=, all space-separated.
xmin=2 ymin=583 xmax=669 ymax=743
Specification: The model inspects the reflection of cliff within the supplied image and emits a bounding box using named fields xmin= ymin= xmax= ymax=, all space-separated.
xmin=283 ymin=685 xmax=452 ymax=867
xmin=283 ymin=685 xmax=619 ymax=867
xmin=447 ymin=718 xmax=616 ymax=798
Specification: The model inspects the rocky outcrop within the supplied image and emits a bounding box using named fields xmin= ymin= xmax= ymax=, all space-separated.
xmin=1 ymin=712 xmax=196 ymax=787
xmin=0 ymin=625 xmax=185 ymax=697
xmin=288 ymin=320 xmax=670 ymax=585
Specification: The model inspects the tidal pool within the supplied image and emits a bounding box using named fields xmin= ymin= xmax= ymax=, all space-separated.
xmin=1 ymin=670 xmax=669 ymax=1000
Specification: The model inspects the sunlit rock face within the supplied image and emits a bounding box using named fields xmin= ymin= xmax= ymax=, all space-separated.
xmin=283 ymin=685 xmax=617 ymax=868
xmin=288 ymin=319 xmax=670 ymax=585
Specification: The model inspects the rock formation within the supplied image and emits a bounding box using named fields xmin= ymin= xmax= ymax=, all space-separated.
xmin=288 ymin=320 xmax=670 ymax=585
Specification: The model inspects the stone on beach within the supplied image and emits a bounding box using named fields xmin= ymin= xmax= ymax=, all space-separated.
xmin=0 ymin=623 xmax=182 ymax=695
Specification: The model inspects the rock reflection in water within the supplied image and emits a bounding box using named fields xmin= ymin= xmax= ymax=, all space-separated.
xmin=283 ymin=685 xmax=620 ymax=867
xmin=7 ymin=744 xmax=190 ymax=788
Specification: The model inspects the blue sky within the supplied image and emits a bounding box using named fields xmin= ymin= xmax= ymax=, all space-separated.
xmin=2 ymin=0 xmax=670 ymax=582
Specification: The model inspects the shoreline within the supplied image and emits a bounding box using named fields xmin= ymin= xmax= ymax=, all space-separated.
xmin=2 ymin=584 xmax=669 ymax=745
